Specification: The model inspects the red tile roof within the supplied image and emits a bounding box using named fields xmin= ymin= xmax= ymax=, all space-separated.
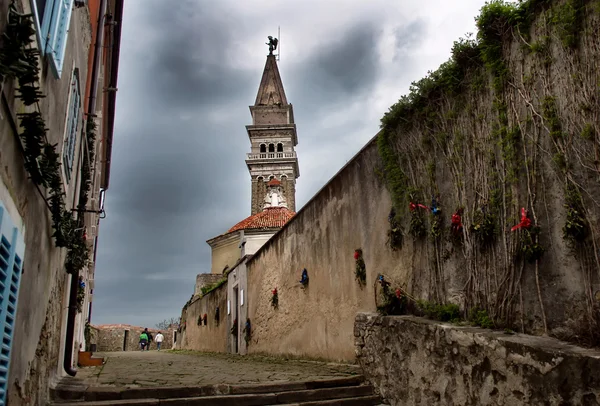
xmin=228 ymin=207 xmax=295 ymax=233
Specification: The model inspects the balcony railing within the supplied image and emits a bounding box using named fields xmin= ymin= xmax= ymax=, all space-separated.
xmin=246 ymin=152 xmax=297 ymax=160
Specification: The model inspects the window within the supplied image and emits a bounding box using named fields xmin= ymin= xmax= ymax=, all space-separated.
xmin=0 ymin=201 xmax=25 ymax=406
xmin=63 ymin=70 xmax=81 ymax=184
xmin=277 ymin=143 xmax=283 ymax=152
xmin=32 ymin=0 xmax=75 ymax=78
xmin=268 ymin=144 xmax=275 ymax=153
xmin=259 ymin=144 xmax=266 ymax=153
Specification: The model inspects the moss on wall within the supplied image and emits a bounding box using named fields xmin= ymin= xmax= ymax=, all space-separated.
xmin=378 ymin=0 xmax=600 ymax=344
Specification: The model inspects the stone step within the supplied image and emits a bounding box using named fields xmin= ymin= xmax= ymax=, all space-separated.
xmin=49 ymin=383 xmax=384 ymax=405
xmin=50 ymin=394 xmax=384 ymax=406
xmin=280 ymin=395 xmax=383 ymax=405
xmin=51 ymin=376 xmax=366 ymax=403
xmin=274 ymin=386 xmax=374 ymax=403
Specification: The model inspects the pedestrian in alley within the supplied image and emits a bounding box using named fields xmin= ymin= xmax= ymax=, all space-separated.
xmin=144 ymin=328 xmax=153 ymax=351
xmin=155 ymin=331 xmax=164 ymax=350
xmin=139 ymin=330 xmax=148 ymax=351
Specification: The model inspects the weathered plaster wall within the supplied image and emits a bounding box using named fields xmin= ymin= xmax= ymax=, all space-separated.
xmin=355 ymin=313 xmax=600 ymax=406
xmin=179 ymin=283 xmax=228 ymax=353
xmin=246 ymin=139 xmax=392 ymax=361
xmin=209 ymin=234 xmax=240 ymax=274
xmin=0 ymin=2 xmax=94 ymax=405
xmin=95 ymin=325 xmax=174 ymax=352
xmin=244 ymin=232 xmax=274 ymax=257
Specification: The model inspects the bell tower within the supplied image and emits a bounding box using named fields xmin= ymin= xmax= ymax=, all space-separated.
xmin=246 ymin=38 xmax=299 ymax=215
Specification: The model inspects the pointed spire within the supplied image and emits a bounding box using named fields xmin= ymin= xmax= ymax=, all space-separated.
xmin=254 ymin=55 xmax=288 ymax=106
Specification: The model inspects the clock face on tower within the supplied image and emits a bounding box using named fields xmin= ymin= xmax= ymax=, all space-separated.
xmin=246 ymin=54 xmax=299 ymax=215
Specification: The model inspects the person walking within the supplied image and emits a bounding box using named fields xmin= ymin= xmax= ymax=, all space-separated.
xmin=144 ymin=328 xmax=153 ymax=351
xmin=155 ymin=331 xmax=164 ymax=350
xmin=139 ymin=330 xmax=148 ymax=351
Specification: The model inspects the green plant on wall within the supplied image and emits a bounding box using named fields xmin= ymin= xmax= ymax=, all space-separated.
xmin=387 ymin=208 xmax=403 ymax=250
xmin=0 ymin=3 xmax=91 ymax=275
xmin=354 ymin=249 xmax=366 ymax=285
xmin=375 ymin=275 xmax=408 ymax=316
xmin=468 ymin=307 xmax=495 ymax=328
xmin=563 ymin=182 xmax=587 ymax=244
xmin=518 ymin=226 xmax=545 ymax=263
xmin=470 ymin=206 xmax=497 ymax=249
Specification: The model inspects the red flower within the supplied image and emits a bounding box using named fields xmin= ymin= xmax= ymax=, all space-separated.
xmin=272 ymin=288 xmax=277 ymax=295
xmin=354 ymin=250 xmax=360 ymax=260
xmin=395 ymin=288 xmax=403 ymax=299
xmin=511 ymin=208 xmax=532 ymax=231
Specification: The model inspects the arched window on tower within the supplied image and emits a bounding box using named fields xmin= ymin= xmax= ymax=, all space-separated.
xmin=260 ymin=144 xmax=266 ymax=153
xmin=277 ymin=143 xmax=283 ymax=152
xmin=268 ymin=144 xmax=275 ymax=153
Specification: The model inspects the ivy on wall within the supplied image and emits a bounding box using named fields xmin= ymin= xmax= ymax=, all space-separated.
xmin=377 ymin=0 xmax=600 ymax=344
xmin=0 ymin=3 xmax=93 ymax=274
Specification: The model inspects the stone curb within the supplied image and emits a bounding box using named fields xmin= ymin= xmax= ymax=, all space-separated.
xmin=51 ymin=375 xmax=366 ymax=402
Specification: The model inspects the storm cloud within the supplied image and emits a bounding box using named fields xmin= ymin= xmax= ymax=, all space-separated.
xmin=93 ymin=0 xmax=492 ymax=328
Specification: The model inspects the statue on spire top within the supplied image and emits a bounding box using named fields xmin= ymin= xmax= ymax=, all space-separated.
xmin=266 ymin=36 xmax=278 ymax=55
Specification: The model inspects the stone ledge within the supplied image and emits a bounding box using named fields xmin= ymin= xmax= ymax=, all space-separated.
xmin=355 ymin=313 xmax=600 ymax=405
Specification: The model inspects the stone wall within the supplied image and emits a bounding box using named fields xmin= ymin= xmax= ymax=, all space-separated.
xmin=0 ymin=2 xmax=95 ymax=405
xmin=179 ymin=283 xmax=228 ymax=353
xmin=246 ymin=138 xmax=390 ymax=361
xmin=195 ymin=274 xmax=225 ymax=297
xmin=243 ymin=0 xmax=600 ymax=362
xmin=355 ymin=313 xmax=600 ymax=406
xmin=95 ymin=325 xmax=174 ymax=352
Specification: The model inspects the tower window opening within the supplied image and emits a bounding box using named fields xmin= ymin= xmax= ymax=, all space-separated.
xmin=268 ymin=144 xmax=275 ymax=153
xmin=260 ymin=144 xmax=266 ymax=153
xmin=277 ymin=143 xmax=283 ymax=152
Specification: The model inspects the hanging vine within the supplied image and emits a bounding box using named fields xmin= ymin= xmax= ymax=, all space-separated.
xmin=0 ymin=3 xmax=93 ymax=274
xmin=377 ymin=0 xmax=599 ymax=342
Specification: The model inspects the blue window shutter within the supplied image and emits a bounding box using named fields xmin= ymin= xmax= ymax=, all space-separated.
xmin=63 ymin=72 xmax=81 ymax=183
xmin=0 ymin=202 xmax=25 ymax=406
xmin=46 ymin=0 xmax=74 ymax=78
xmin=33 ymin=0 xmax=56 ymax=54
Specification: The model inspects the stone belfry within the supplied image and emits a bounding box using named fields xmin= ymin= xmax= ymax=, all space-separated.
xmin=246 ymin=36 xmax=299 ymax=215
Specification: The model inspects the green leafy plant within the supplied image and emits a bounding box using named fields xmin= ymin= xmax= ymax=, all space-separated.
xmin=563 ymin=183 xmax=587 ymax=243
xmin=469 ymin=307 xmax=495 ymax=328
xmin=470 ymin=207 xmax=497 ymax=248
xmin=353 ymin=249 xmax=366 ymax=285
xmin=76 ymin=278 xmax=86 ymax=313
xmin=519 ymin=226 xmax=545 ymax=263
xmin=430 ymin=213 xmax=443 ymax=241
xmin=0 ymin=4 xmax=91 ymax=274
xmin=376 ymin=283 xmax=408 ymax=316
xmin=387 ymin=208 xmax=403 ymax=250
xmin=417 ymin=300 xmax=461 ymax=322
xmin=201 ymin=278 xmax=227 ymax=296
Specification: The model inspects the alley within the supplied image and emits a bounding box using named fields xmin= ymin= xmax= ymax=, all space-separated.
xmin=76 ymin=350 xmax=361 ymax=388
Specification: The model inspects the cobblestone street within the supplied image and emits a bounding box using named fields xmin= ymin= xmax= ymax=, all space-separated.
xmin=77 ymin=350 xmax=361 ymax=388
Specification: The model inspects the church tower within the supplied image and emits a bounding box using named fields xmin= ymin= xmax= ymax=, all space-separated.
xmin=246 ymin=43 xmax=299 ymax=215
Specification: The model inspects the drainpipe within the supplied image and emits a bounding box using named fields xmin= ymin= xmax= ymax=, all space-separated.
xmin=63 ymin=0 xmax=108 ymax=377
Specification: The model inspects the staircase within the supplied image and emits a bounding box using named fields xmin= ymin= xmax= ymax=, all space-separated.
xmin=49 ymin=375 xmax=387 ymax=405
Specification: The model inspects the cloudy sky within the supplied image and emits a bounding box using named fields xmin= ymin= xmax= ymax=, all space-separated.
xmin=93 ymin=0 xmax=494 ymax=327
